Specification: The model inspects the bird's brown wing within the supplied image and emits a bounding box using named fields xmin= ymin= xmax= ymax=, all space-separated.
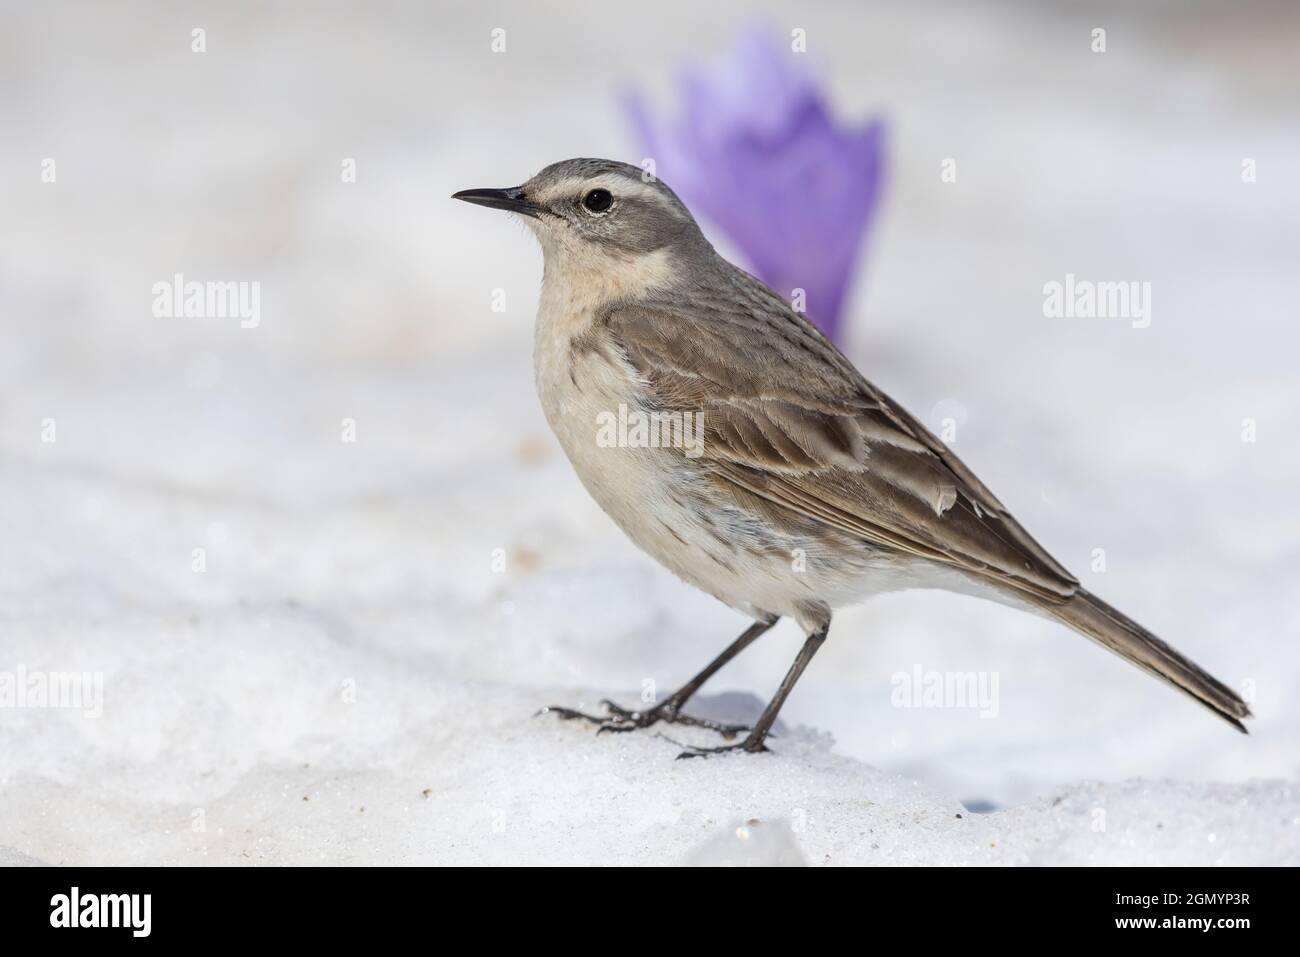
xmin=602 ymin=273 xmax=1079 ymax=604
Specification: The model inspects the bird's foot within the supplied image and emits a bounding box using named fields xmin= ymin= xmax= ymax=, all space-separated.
xmin=674 ymin=732 xmax=771 ymax=760
xmin=599 ymin=698 xmax=752 ymax=738
xmin=538 ymin=697 xmax=749 ymax=739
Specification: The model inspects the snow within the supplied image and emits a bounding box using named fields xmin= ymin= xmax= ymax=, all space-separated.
xmin=2 ymin=1 xmax=1300 ymax=866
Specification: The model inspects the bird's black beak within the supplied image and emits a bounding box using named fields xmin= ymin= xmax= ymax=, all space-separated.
xmin=451 ymin=186 xmax=540 ymax=218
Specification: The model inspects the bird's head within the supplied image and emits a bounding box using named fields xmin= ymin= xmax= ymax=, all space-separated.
xmin=453 ymin=158 xmax=710 ymax=285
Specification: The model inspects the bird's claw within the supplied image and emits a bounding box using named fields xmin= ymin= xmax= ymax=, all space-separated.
xmin=538 ymin=698 xmax=750 ymax=739
xmin=674 ymin=737 xmax=771 ymax=760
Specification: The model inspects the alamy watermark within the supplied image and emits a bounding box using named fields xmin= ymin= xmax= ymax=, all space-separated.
xmin=890 ymin=665 xmax=999 ymax=718
xmin=596 ymin=403 xmax=704 ymax=458
xmin=152 ymin=273 xmax=260 ymax=328
xmin=0 ymin=664 xmax=103 ymax=718
xmin=1043 ymin=273 xmax=1151 ymax=329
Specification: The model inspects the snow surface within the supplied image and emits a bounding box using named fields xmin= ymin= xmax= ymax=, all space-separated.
xmin=2 ymin=1 xmax=1299 ymax=865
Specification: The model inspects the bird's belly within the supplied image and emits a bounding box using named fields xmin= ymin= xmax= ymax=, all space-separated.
xmin=534 ymin=344 xmax=754 ymax=603
xmin=533 ymin=336 xmax=916 ymax=623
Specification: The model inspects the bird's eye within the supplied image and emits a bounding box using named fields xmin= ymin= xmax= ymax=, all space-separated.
xmin=582 ymin=188 xmax=613 ymax=213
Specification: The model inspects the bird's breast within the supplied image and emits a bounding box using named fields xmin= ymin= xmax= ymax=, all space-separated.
xmin=533 ymin=297 xmax=651 ymax=497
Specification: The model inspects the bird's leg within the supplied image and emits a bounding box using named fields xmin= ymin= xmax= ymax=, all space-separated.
xmin=599 ymin=617 xmax=778 ymax=735
xmin=541 ymin=617 xmax=777 ymax=738
xmin=677 ymin=622 xmax=828 ymax=758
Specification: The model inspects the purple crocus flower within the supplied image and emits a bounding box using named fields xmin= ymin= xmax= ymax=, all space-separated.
xmin=626 ymin=28 xmax=885 ymax=343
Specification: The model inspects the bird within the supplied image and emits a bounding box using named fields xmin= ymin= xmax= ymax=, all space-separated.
xmin=452 ymin=157 xmax=1251 ymax=756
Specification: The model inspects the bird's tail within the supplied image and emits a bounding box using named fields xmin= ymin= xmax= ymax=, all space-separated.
xmin=1048 ymin=588 xmax=1251 ymax=732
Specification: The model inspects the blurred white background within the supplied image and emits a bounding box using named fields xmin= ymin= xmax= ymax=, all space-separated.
xmin=1 ymin=0 xmax=1298 ymax=864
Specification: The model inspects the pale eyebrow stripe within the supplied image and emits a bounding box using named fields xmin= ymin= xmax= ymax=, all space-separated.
xmin=537 ymin=174 xmax=686 ymax=217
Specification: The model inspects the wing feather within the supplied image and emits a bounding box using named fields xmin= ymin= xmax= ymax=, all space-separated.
xmin=603 ymin=267 xmax=1079 ymax=602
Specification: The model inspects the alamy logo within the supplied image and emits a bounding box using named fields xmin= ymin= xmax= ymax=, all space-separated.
xmin=1042 ymin=273 xmax=1151 ymax=329
xmin=595 ymin=403 xmax=704 ymax=458
xmin=151 ymin=273 xmax=261 ymax=328
xmin=50 ymin=887 xmax=151 ymax=937
xmin=0 ymin=665 xmax=102 ymax=718
xmin=890 ymin=665 xmax=999 ymax=718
